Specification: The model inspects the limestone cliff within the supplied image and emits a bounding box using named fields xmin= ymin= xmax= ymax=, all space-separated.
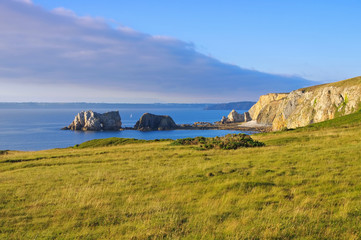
xmin=251 ymin=76 xmax=361 ymax=131
xmin=248 ymin=93 xmax=288 ymax=120
xmin=134 ymin=113 xmax=177 ymax=131
xmin=64 ymin=110 xmax=122 ymax=131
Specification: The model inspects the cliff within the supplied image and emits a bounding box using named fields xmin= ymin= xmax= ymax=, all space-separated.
xmin=251 ymin=76 xmax=361 ymax=131
xmin=64 ymin=110 xmax=122 ymax=131
xmin=248 ymin=93 xmax=288 ymax=120
xmin=134 ymin=113 xmax=177 ymax=131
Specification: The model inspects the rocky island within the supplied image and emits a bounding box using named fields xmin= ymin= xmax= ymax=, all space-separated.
xmin=134 ymin=113 xmax=178 ymax=131
xmin=62 ymin=110 xmax=122 ymax=131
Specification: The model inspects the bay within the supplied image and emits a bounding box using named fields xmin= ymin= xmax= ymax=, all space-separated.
xmin=0 ymin=105 xmax=252 ymax=151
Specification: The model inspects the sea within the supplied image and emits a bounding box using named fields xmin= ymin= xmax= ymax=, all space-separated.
xmin=0 ymin=103 xmax=253 ymax=151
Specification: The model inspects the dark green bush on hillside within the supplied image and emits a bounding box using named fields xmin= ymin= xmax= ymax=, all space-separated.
xmin=0 ymin=150 xmax=9 ymax=155
xmin=171 ymin=134 xmax=265 ymax=150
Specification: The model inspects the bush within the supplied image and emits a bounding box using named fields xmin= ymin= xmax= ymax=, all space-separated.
xmin=0 ymin=150 xmax=9 ymax=155
xmin=171 ymin=134 xmax=265 ymax=150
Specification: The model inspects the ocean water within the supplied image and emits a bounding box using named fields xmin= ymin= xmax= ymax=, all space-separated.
xmin=0 ymin=105 xmax=252 ymax=151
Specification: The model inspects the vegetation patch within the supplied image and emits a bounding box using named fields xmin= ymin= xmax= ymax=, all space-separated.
xmin=73 ymin=137 xmax=170 ymax=148
xmin=171 ymin=133 xmax=265 ymax=150
xmin=0 ymin=150 xmax=9 ymax=155
xmin=331 ymin=76 xmax=361 ymax=88
xmin=300 ymin=76 xmax=361 ymax=92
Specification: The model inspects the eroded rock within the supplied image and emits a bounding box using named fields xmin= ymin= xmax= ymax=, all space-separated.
xmin=221 ymin=110 xmax=252 ymax=123
xmin=250 ymin=77 xmax=361 ymax=131
xmin=134 ymin=113 xmax=177 ymax=131
xmin=63 ymin=110 xmax=122 ymax=131
xmin=248 ymin=93 xmax=289 ymax=120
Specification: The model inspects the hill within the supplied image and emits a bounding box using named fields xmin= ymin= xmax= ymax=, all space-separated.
xmin=249 ymin=76 xmax=361 ymax=131
xmin=0 ymin=110 xmax=361 ymax=239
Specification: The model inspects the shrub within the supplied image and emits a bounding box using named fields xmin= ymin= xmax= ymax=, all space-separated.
xmin=171 ymin=134 xmax=265 ymax=150
xmin=0 ymin=150 xmax=9 ymax=155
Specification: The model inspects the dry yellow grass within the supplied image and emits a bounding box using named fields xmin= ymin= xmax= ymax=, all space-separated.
xmin=0 ymin=111 xmax=361 ymax=239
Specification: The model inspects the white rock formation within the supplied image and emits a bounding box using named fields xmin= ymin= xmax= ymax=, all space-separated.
xmin=65 ymin=110 xmax=122 ymax=131
xmin=221 ymin=110 xmax=252 ymax=123
xmin=250 ymin=76 xmax=361 ymax=131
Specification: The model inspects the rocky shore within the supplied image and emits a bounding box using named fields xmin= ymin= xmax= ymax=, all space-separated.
xmin=177 ymin=122 xmax=270 ymax=132
xmin=63 ymin=111 xmax=269 ymax=132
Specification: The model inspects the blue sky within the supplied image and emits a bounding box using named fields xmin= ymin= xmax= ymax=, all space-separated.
xmin=1 ymin=0 xmax=360 ymax=102
xmin=32 ymin=0 xmax=361 ymax=82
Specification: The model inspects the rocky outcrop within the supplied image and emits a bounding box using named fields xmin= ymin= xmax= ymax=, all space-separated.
xmin=64 ymin=110 xmax=122 ymax=131
xmin=221 ymin=110 xmax=252 ymax=123
xmin=220 ymin=116 xmax=227 ymax=124
xmin=251 ymin=76 xmax=361 ymax=131
xmin=134 ymin=113 xmax=177 ymax=131
xmin=228 ymin=110 xmax=245 ymax=122
xmin=248 ymin=93 xmax=288 ymax=120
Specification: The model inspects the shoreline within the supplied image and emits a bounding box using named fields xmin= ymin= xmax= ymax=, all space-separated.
xmin=90 ymin=122 xmax=271 ymax=133
xmin=174 ymin=123 xmax=271 ymax=133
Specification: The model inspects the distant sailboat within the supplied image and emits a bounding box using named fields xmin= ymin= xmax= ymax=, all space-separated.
xmin=130 ymin=114 xmax=133 ymax=118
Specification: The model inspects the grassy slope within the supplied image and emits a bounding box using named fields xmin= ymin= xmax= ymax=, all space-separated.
xmin=1 ymin=112 xmax=361 ymax=239
xmin=300 ymin=76 xmax=361 ymax=92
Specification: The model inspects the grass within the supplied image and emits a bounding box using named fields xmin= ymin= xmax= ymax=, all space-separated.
xmin=72 ymin=137 xmax=170 ymax=149
xmin=1 ymin=111 xmax=361 ymax=239
xmin=300 ymin=75 xmax=361 ymax=92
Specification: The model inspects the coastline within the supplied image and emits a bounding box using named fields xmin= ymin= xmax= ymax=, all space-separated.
xmin=175 ymin=122 xmax=271 ymax=133
xmin=121 ymin=121 xmax=271 ymax=133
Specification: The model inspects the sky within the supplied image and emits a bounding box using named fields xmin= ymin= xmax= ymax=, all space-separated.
xmin=1 ymin=0 xmax=360 ymax=103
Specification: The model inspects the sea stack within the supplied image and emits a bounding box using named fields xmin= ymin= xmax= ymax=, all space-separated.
xmin=134 ymin=113 xmax=177 ymax=131
xmin=221 ymin=110 xmax=252 ymax=123
xmin=63 ymin=110 xmax=122 ymax=131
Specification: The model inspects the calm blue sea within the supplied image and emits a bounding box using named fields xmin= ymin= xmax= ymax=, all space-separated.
xmin=0 ymin=105 xmax=252 ymax=151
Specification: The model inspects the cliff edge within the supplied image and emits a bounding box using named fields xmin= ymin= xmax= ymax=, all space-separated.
xmin=251 ymin=76 xmax=361 ymax=131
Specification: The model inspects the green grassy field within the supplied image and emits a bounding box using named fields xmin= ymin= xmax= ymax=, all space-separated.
xmin=1 ymin=111 xmax=361 ymax=239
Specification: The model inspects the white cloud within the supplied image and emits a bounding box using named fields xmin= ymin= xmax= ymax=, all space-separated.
xmin=14 ymin=0 xmax=32 ymax=4
xmin=0 ymin=0 xmax=313 ymax=102
xmin=52 ymin=7 xmax=77 ymax=17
